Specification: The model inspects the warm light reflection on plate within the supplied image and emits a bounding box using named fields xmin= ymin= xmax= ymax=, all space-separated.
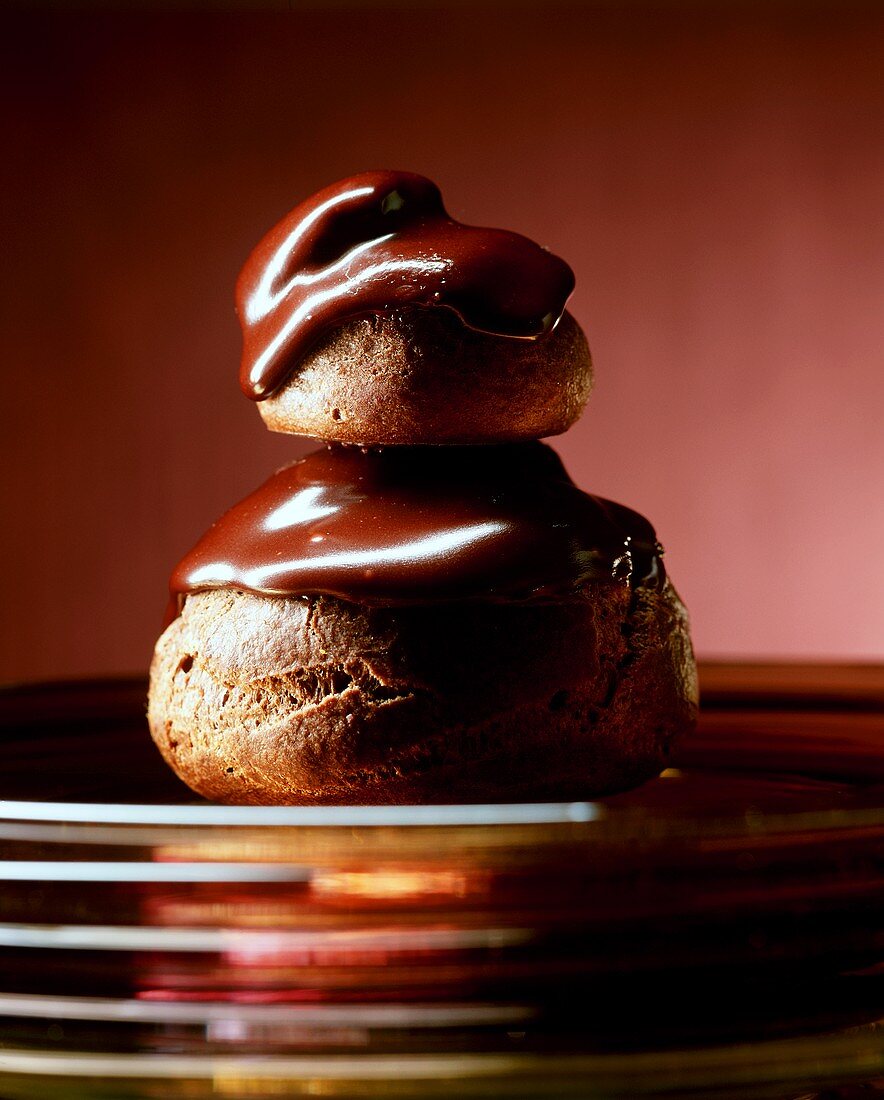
xmin=0 ymin=671 xmax=883 ymax=1097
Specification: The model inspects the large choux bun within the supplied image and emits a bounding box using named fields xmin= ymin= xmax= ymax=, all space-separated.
xmin=256 ymin=307 xmax=592 ymax=445
xmin=148 ymin=580 xmax=696 ymax=806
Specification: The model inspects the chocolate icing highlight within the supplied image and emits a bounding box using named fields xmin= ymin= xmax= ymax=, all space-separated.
xmin=171 ymin=443 xmax=665 ymax=612
xmin=236 ymin=170 xmax=575 ymax=400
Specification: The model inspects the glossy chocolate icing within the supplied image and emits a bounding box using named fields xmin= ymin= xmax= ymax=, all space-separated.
xmin=172 ymin=443 xmax=664 ymax=610
xmin=236 ymin=170 xmax=575 ymax=400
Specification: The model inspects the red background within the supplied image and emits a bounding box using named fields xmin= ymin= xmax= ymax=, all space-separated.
xmin=2 ymin=5 xmax=883 ymax=682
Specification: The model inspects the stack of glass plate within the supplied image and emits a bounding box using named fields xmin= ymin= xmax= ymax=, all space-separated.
xmin=0 ymin=665 xmax=883 ymax=1099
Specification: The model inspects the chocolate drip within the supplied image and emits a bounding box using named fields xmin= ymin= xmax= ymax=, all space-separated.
xmin=171 ymin=443 xmax=665 ymax=611
xmin=236 ymin=171 xmax=575 ymax=400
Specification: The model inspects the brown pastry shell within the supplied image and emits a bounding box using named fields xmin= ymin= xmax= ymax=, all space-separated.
xmin=256 ymin=308 xmax=592 ymax=445
xmin=148 ymin=581 xmax=697 ymax=805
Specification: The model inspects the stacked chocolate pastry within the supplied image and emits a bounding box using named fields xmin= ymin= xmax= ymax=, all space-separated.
xmin=148 ymin=171 xmax=697 ymax=805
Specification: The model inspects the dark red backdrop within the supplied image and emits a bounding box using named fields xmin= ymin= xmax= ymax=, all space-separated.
xmin=2 ymin=4 xmax=883 ymax=681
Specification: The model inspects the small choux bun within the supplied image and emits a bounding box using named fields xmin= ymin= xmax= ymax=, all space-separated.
xmin=257 ymin=306 xmax=592 ymax=445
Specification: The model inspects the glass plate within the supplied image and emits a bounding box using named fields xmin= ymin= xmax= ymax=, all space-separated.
xmin=0 ymin=664 xmax=883 ymax=1099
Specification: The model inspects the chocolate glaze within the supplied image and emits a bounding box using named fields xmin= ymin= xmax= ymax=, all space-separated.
xmin=171 ymin=443 xmax=665 ymax=612
xmin=236 ymin=171 xmax=575 ymax=400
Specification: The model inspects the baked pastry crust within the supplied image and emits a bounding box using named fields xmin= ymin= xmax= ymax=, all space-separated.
xmin=148 ymin=581 xmax=697 ymax=805
xmin=256 ymin=308 xmax=592 ymax=445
